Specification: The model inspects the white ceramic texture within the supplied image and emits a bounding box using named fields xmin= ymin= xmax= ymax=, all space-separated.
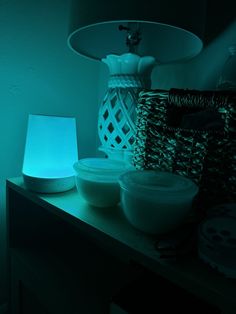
xmin=102 ymin=53 xmax=156 ymax=76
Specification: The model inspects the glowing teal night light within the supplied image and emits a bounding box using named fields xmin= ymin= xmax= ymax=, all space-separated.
xmin=22 ymin=114 xmax=78 ymax=193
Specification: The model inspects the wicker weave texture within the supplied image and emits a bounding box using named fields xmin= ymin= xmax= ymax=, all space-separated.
xmin=133 ymin=89 xmax=236 ymax=207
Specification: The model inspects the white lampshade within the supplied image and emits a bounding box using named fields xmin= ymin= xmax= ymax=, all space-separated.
xmin=22 ymin=114 xmax=78 ymax=193
xmin=67 ymin=0 xmax=206 ymax=62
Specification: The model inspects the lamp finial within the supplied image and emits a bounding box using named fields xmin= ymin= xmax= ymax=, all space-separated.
xmin=119 ymin=22 xmax=142 ymax=54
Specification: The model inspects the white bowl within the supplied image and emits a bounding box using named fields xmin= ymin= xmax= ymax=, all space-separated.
xmin=74 ymin=158 xmax=131 ymax=208
xmin=119 ymin=170 xmax=199 ymax=234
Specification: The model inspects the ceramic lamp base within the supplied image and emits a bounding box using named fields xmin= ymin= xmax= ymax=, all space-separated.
xmin=98 ymin=53 xmax=156 ymax=161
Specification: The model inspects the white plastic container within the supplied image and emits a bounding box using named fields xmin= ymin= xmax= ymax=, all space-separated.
xmin=119 ymin=170 xmax=199 ymax=234
xmin=198 ymin=203 xmax=236 ymax=278
xmin=74 ymin=158 xmax=131 ymax=207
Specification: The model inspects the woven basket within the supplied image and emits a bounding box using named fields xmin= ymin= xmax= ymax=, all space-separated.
xmin=133 ymin=88 xmax=236 ymax=209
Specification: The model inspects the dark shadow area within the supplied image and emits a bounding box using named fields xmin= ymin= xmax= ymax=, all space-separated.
xmin=204 ymin=0 xmax=236 ymax=44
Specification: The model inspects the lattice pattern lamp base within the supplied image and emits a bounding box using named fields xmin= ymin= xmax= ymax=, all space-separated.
xmin=98 ymin=53 xmax=156 ymax=162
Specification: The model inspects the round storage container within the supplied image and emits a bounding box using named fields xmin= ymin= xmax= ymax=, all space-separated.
xmin=74 ymin=158 xmax=131 ymax=207
xmin=198 ymin=215 xmax=236 ymax=279
xmin=198 ymin=203 xmax=236 ymax=278
xmin=118 ymin=170 xmax=199 ymax=234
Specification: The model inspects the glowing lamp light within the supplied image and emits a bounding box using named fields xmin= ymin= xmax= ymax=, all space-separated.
xmin=22 ymin=114 xmax=78 ymax=193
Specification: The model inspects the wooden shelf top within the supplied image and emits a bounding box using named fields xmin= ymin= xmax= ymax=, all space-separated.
xmin=7 ymin=177 xmax=236 ymax=312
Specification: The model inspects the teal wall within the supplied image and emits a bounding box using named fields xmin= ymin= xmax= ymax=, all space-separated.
xmin=151 ymin=20 xmax=236 ymax=90
xmin=0 ymin=0 xmax=100 ymax=305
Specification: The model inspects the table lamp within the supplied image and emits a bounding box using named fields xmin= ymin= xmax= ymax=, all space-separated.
xmin=22 ymin=114 xmax=78 ymax=193
xmin=67 ymin=0 xmax=205 ymax=162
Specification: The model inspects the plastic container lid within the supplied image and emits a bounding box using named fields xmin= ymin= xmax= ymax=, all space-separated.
xmin=199 ymin=215 xmax=236 ymax=249
xmin=119 ymin=170 xmax=198 ymax=198
xmin=198 ymin=214 xmax=236 ymax=278
xmin=74 ymin=158 xmax=132 ymax=182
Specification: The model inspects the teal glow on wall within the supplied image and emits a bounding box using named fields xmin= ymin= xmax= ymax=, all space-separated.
xmin=23 ymin=114 xmax=78 ymax=179
xmin=0 ymin=0 xmax=100 ymax=306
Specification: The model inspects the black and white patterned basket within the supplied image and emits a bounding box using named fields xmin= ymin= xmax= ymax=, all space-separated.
xmin=133 ymin=88 xmax=236 ymax=209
